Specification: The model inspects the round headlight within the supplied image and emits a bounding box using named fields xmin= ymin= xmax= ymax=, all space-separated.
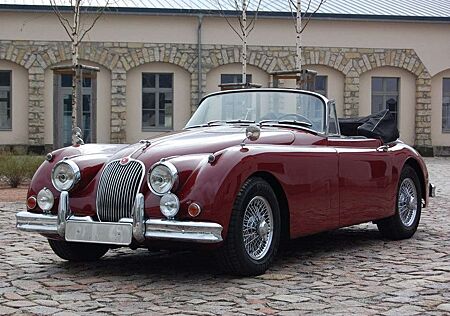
xmin=51 ymin=160 xmax=80 ymax=191
xmin=160 ymin=193 xmax=180 ymax=218
xmin=37 ymin=188 xmax=54 ymax=212
xmin=148 ymin=162 xmax=178 ymax=195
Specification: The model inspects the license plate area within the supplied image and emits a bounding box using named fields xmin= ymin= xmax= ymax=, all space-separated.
xmin=65 ymin=221 xmax=133 ymax=245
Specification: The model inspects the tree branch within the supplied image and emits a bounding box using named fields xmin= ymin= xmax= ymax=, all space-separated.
xmin=216 ymin=0 xmax=243 ymax=40
xmin=49 ymin=0 xmax=74 ymax=40
xmin=300 ymin=0 xmax=326 ymax=33
xmin=79 ymin=0 xmax=111 ymax=42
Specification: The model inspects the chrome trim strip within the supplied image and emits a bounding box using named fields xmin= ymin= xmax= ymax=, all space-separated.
xmin=429 ymin=183 xmax=436 ymax=197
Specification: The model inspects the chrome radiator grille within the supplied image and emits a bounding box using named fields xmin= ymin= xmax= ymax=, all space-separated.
xmin=96 ymin=159 xmax=145 ymax=222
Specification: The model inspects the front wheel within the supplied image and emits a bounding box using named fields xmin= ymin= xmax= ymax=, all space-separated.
xmin=377 ymin=165 xmax=422 ymax=240
xmin=48 ymin=239 xmax=109 ymax=262
xmin=215 ymin=177 xmax=281 ymax=276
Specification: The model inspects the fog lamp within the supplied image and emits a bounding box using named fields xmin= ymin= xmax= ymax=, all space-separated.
xmin=37 ymin=188 xmax=54 ymax=212
xmin=160 ymin=193 xmax=180 ymax=219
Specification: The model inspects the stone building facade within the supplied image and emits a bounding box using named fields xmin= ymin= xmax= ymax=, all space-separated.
xmin=0 ymin=40 xmax=434 ymax=153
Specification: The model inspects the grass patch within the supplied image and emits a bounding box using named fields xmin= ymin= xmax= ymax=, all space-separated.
xmin=0 ymin=154 xmax=44 ymax=188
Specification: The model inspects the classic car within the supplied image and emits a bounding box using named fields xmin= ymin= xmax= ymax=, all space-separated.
xmin=16 ymin=88 xmax=435 ymax=276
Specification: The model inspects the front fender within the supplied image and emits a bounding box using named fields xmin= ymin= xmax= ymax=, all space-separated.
xmin=174 ymin=145 xmax=287 ymax=237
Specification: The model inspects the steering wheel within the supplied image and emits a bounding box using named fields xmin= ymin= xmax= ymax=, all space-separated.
xmin=278 ymin=113 xmax=313 ymax=126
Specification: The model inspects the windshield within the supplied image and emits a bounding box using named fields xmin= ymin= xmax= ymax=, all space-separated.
xmin=185 ymin=90 xmax=326 ymax=132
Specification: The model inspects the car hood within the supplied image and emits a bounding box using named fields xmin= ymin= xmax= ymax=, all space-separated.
xmin=110 ymin=126 xmax=296 ymax=163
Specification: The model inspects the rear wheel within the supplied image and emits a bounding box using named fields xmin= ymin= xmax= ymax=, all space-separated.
xmin=48 ymin=239 xmax=109 ymax=262
xmin=377 ymin=165 xmax=422 ymax=240
xmin=216 ymin=177 xmax=280 ymax=276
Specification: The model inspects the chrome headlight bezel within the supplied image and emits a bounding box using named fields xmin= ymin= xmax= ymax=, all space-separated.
xmin=51 ymin=160 xmax=81 ymax=192
xmin=147 ymin=161 xmax=178 ymax=196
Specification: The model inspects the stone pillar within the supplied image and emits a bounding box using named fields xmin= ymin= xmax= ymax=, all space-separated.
xmin=415 ymin=74 xmax=433 ymax=156
xmin=343 ymin=71 xmax=360 ymax=117
xmin=111 ymin=68 xmax=127 ymax=143
xmin=28 ymin=66 xmax=45 ymax=150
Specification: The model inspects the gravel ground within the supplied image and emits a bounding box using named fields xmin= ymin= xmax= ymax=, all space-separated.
xmin=0 ymin=157 xmax=449 ymax=315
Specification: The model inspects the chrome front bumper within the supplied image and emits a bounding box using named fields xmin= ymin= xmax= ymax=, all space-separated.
xmin=16 ymin=192 xmax=223 ymax=245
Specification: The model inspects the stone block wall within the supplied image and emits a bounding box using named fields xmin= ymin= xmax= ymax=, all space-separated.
xmin=0 ymin=40 xmax=433 ymax=152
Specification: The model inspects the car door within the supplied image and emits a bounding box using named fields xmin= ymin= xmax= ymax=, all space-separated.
xmin=328 ymin=137 xmax=395 ymax=226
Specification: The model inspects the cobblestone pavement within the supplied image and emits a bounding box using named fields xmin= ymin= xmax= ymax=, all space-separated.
xmin=0 ymin=158 xmax=449 ymax=315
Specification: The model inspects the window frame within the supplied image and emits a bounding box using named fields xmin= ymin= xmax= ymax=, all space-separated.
xmin=315 ymin=75 xmax=328 ymax=97
xmin=220 ymin=73 xmax=253 ymax=84
xmin=0 ymin=70 xmax=12 ymax=131
xmin=141 ymin=72 xmax=174 ymax=132
xmin=371 ymin=76 xmax=400 ymax=125
xmin=442 ymin=77 xmax=450 ymax=133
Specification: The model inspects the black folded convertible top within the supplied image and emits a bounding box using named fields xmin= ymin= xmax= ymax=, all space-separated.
xmin=339 ymin=110 xmax=399 ymax=143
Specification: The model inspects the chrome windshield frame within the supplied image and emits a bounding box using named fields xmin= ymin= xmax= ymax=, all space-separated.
xmin=187 ymin=88 xmax=335 ymax=135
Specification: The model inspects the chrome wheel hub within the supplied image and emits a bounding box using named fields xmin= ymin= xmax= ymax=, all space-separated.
xmin=398 ymin=178 xmax=418 ymax=227
xmin=242 ymin=196 xmax=274 ymax=260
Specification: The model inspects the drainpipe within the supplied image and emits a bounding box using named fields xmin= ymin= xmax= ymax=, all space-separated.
xmin=197 ymin=14 xmax=203 ymax=107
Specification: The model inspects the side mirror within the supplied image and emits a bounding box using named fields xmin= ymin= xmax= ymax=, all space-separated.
xmin=241 ymin=125 xmax=261 ymax=148
xmin=246 ymin=125 xmax=261 ymax=141
xmin=72 ymin=127 xmax=84 ymax=145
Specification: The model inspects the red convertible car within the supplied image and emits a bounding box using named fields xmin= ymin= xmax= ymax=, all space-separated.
xmin=16 ymin=88 xmax=435 ymax=276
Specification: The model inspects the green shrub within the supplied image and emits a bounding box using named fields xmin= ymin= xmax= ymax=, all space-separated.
xmin=0 ymin=154 xmax=44 ymax=188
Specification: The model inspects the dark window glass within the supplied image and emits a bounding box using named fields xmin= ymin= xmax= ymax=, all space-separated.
xmin=82 ymin=77 xmax=91 ymax=88
xmin=0 ymin=70 xmax=12 ymax=130
xmin=371 ymin=77 xmax=383 ymax=92
xmin=142 ymin=73 xmax=156 ymax=88
xmin=159 ymin=74 xmax=173 ymax=88
xmin=0 ymin=71 xmax=10 ymax=87
xmin=143 ymin=93 xmax=155 ymax=110
xmin=142 ymin=73 xmax=173 ymax=130
xmin=61 ymin=74 xmax=72 ymax=87
xmin=315 ymin=75 xmax=327 ymax=97
xmin=221 ymin=74 xmax=252 ymax=84
xmin=371 ymin=77 xmax=399 ymax=125
xmin=443 ymin=78 xmax=450 ymax=132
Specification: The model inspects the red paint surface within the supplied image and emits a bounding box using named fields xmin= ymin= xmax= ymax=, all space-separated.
xmin=28 ymin=127 xmax=429 ymax=244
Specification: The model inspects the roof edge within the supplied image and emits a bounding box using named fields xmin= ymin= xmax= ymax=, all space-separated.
xmin=0 ymin=4 xmax=449 ymax=22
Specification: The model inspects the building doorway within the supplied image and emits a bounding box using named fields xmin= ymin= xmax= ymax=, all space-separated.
xmin=53 ymin=69 xmax=97 ymax=148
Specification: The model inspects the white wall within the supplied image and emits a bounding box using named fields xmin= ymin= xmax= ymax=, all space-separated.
xmin=431 ymin=69 xmax=450 ymax=146
xmin=205 ymin=63 xmax=270 ymax=94
xmin=0 ymin=60 xmax=28 ymax=145
xmin=44 ymin=60 xmax=111 ymax=145
xmin=1 ymin=12 xmax=449 ymax=76
xmin=360 ymin=66 xmax=416 ymax=145
xmin=126 ymin=62 xmax=191 ymax=143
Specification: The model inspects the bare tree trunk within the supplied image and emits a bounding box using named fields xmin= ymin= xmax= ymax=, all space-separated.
xmin=242 ymin=0 xmax=247 ymax=85
xmin=296 ymin=0 xmax=302 ymax=89
xmin=71 ymin=1 xmax=81 ymax=131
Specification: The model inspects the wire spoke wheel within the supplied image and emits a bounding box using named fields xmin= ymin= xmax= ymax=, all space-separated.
xmin=398 ymin=178 xmax=418 ymax=227
xmin=242 ymin=196 xmax=274 ymax=260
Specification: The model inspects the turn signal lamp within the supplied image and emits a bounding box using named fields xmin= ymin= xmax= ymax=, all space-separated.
xmin=188 ymin=203 xmax=202 ymax=217
xmin=27 ymin=196 xmax=37 ymax=210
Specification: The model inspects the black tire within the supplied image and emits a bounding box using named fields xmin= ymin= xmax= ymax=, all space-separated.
xmin=215 ymin=177 xmax=281 ymax=276
xmin=377 ymin=165 xmax=422 ymax=240
xmin=48 ymin=239 xmax=109 ymax=262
